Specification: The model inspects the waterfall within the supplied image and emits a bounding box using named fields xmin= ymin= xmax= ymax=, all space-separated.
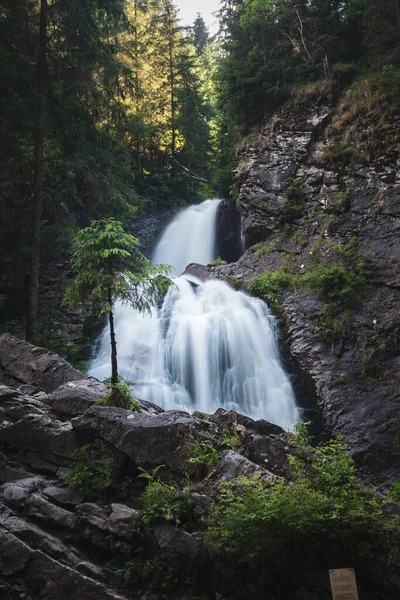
xmin=89 ymin=199 xmax=299 ymax=429
xmin=240 ymin=214 xmax=246 ymax=253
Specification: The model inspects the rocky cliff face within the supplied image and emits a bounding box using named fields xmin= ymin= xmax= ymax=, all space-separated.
xmin=1 ymin=334 xmax=398 ymax=600
xmin=0 ymin=335 xmax=294 ymax=600
xmin=189 ymin=88 xmax=400 ymax=487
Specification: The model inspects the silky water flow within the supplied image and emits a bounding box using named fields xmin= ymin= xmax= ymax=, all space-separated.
xmin=89 ymin=199 xmax=299 ymax=429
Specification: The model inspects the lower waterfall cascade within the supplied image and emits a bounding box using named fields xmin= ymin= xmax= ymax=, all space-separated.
xmin=89 ymin=199 xmax=299 ymax=429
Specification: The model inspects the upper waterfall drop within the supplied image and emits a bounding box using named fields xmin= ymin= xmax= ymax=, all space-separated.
xmin=152 ymin=199 xmax=221 ymax=275
xmin=88 ymin=199 xmax=299 ymax=430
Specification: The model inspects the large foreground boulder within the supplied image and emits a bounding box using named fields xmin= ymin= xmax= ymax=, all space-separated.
xmin=72 ymin=406 xmax=213 ymax=472
xmin=0 ymin=334 xmax=83 ymax=393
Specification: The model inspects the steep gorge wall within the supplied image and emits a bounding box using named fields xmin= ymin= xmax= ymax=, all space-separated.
xmin=198 ymin=84 xmax=400 ymax=485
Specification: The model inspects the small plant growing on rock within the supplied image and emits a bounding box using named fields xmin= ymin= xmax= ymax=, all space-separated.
xmin=66 ymin=444 xmax=115 ymax=499
xmin=208 ymin=257 xmax=228 ymax=267
xmin=227 ymin=277 xmax=243 ymax=290
xmin=248 ymin=268 xmax=297 ymax=300
xmin=138 ymin=466 xmax=194 ymax=526
xmin=187 ymin=428 xmax=241 ymax=467
xmin=95 ymin=379 xmax=140 ymax=411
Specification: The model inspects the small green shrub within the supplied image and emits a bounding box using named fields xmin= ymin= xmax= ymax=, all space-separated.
xmin=322 ymin=142 xmax=365 ymax=165
xmin=208 ymin=257 xmax=228 ymax=267
xmin=304 ymin=237 xmax=371 ymax=304
xmin=138 ymin=466 xmax=195 ymax=526
xmin=98 ymin=380 xmax=140 ymax=411
xmin=187 ymin=429 xmax=240 ymax=467
xmin=228 ymin=277 xmax=243 ymax=290
xmin=314 ymin=304 xmax=347 ymax=344
xmin=323 ymin=215 xmax=343 ymax=234
xmin=305 ymin=265 xmax=358 ymax=301
xmin=119 ymin=556 xmax=182 ymax=592
xmin=390 ymin=482 xmax=400 ymax=501
xmin=66 ymin=444 xmax=115 ymax=499
xmin=205 ymin=425 xmax=389 ymax=574
xmin=248 ymin=268 xmax=297 ymax=300
xmin=280 ymin=178 xmax=305 ymax=223
xmin=257 ymin=237 xmax=279 ymax=257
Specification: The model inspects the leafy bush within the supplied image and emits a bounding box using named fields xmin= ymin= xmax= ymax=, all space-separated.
xmin=205 ymin=425 xmax=390 ymax=581
xmin=119 ymin=556 xmax=182 ymax=593
xmin=306 ymin=264 xmax=358 ymax=301
xmin=315 ymin=304 xmax=350 ymax=344
xmin=304 ymin=237 xmax=371 ymax=304
xmin=248 ymin=268 xmax=297 ymax=299
xmin=187 ymin=429 xmax=240 ymax=467
xmin=66 ymin=444 xmax=115 ymax=499
xmin=138 ymin=466 xmax=194 ymax=526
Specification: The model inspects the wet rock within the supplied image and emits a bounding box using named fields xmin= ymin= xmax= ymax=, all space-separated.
xmin=3 ymin=486 xmax=30 ymax=508
xmin=42 ymin=486 xmax=83 ymax=507
xmin=152 ymin=522 xmax=207 ymax=563
xmin=72 ymin=407 xmax=205 ymax=472
xmin=0 ymin=414 xmax=79 ymax=466
xmin=24 ymin=551 xmax=127 ymax=600
xmin=77 ymin=502 xmax=140 ymax=541
xmin=0 ymin=530 xmax=33 ymax=575
xmin=28 ymin=494 xmax=76 ymax=528
xmin=48 ymin=378 xmax=106 ymax=417
xmin=0 ymin=334 xmax=83 ymax=393
xmin=217 ymin=199 xmax=241 ymax=262
xmin=183 ymin=263 xmax=212 ymax=281
xmin=215 ymin=450 xmax=277 ymax=483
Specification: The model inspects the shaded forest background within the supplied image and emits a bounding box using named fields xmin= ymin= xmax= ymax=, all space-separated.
xmin=1 ymin=0 xmax=400 ymax=356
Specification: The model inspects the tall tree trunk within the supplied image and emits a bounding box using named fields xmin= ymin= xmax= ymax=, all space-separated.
xmin=26 ymin=0 xmax=47 ymax=344
xmin=109 ymin=309 xmax=118 ymax=385
xmin=108 ymin=282 xmax=118 ymax=385
xmin=133 ymin=0 xmax=141 ymax=164
xmin=166 ymin=4 xmax=176 ymax=176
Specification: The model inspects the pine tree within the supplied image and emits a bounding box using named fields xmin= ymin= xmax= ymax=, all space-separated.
xmin=63 ymin=219 xmax=171 ymax=384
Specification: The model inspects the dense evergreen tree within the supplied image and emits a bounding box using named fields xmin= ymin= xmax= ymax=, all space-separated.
xmin=192 ymin=13 xmax=210 ymax=56
xmin=0 ymin=0 xmax=213 ymax=339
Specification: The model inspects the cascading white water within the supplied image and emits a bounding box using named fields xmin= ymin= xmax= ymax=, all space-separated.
xmin=152 ymin=199 xmax=220 ymax=275
xmin=89 ymin=199 xmax=299 ymax=429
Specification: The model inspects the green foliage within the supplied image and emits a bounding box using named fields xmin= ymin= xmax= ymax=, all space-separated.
xmin=64 ymin=219 xmax=172 ymax=318
xmin=208 ymin=257 xmax=228 ymax=267
xmin=306 ymin=265 xmax=359 ymax=301
xmin=63 ymin=218 xmax=171 ymax=382
xmin=391 ymin=482 xmax=400 ymax=501
xmin=315 ymin=305 xmax=351 ymax=345
xmin=0 ymin=0 xmax=215 ymax=329
xmin=227 ymin=277 xmax=243 ymax=290
xmin=36 ymin=312 xmax=87 ymax=372
xmin=323 ymin=215 xmax=343 ymax=234
xmin=205 ymin=424 xmax=390 ymax=577
xmin=119 ymin=555 xmax=182 ymax=593
xmin=138 ymin=466 xmax=195 ymax=526
xmin=257 ymin=237 xmax=279 ymax=257
xmin=97 ymin=380 xmax=140 ymax=411
xmin=248 ymin=268 xmax=297 ymax=300
xmin=66 ymin=444 xmax=114 ymax=500
xmin=304 ymin=237 xmax=371 ymax=304
xmin=187 ymin=429 xmax=240 ymax=467
xmin=280 ymin=179 xmax=305 ymax=223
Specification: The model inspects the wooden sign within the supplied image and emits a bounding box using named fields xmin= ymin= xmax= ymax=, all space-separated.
xmin=329 ymin=568 xmax=359 ymax=600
